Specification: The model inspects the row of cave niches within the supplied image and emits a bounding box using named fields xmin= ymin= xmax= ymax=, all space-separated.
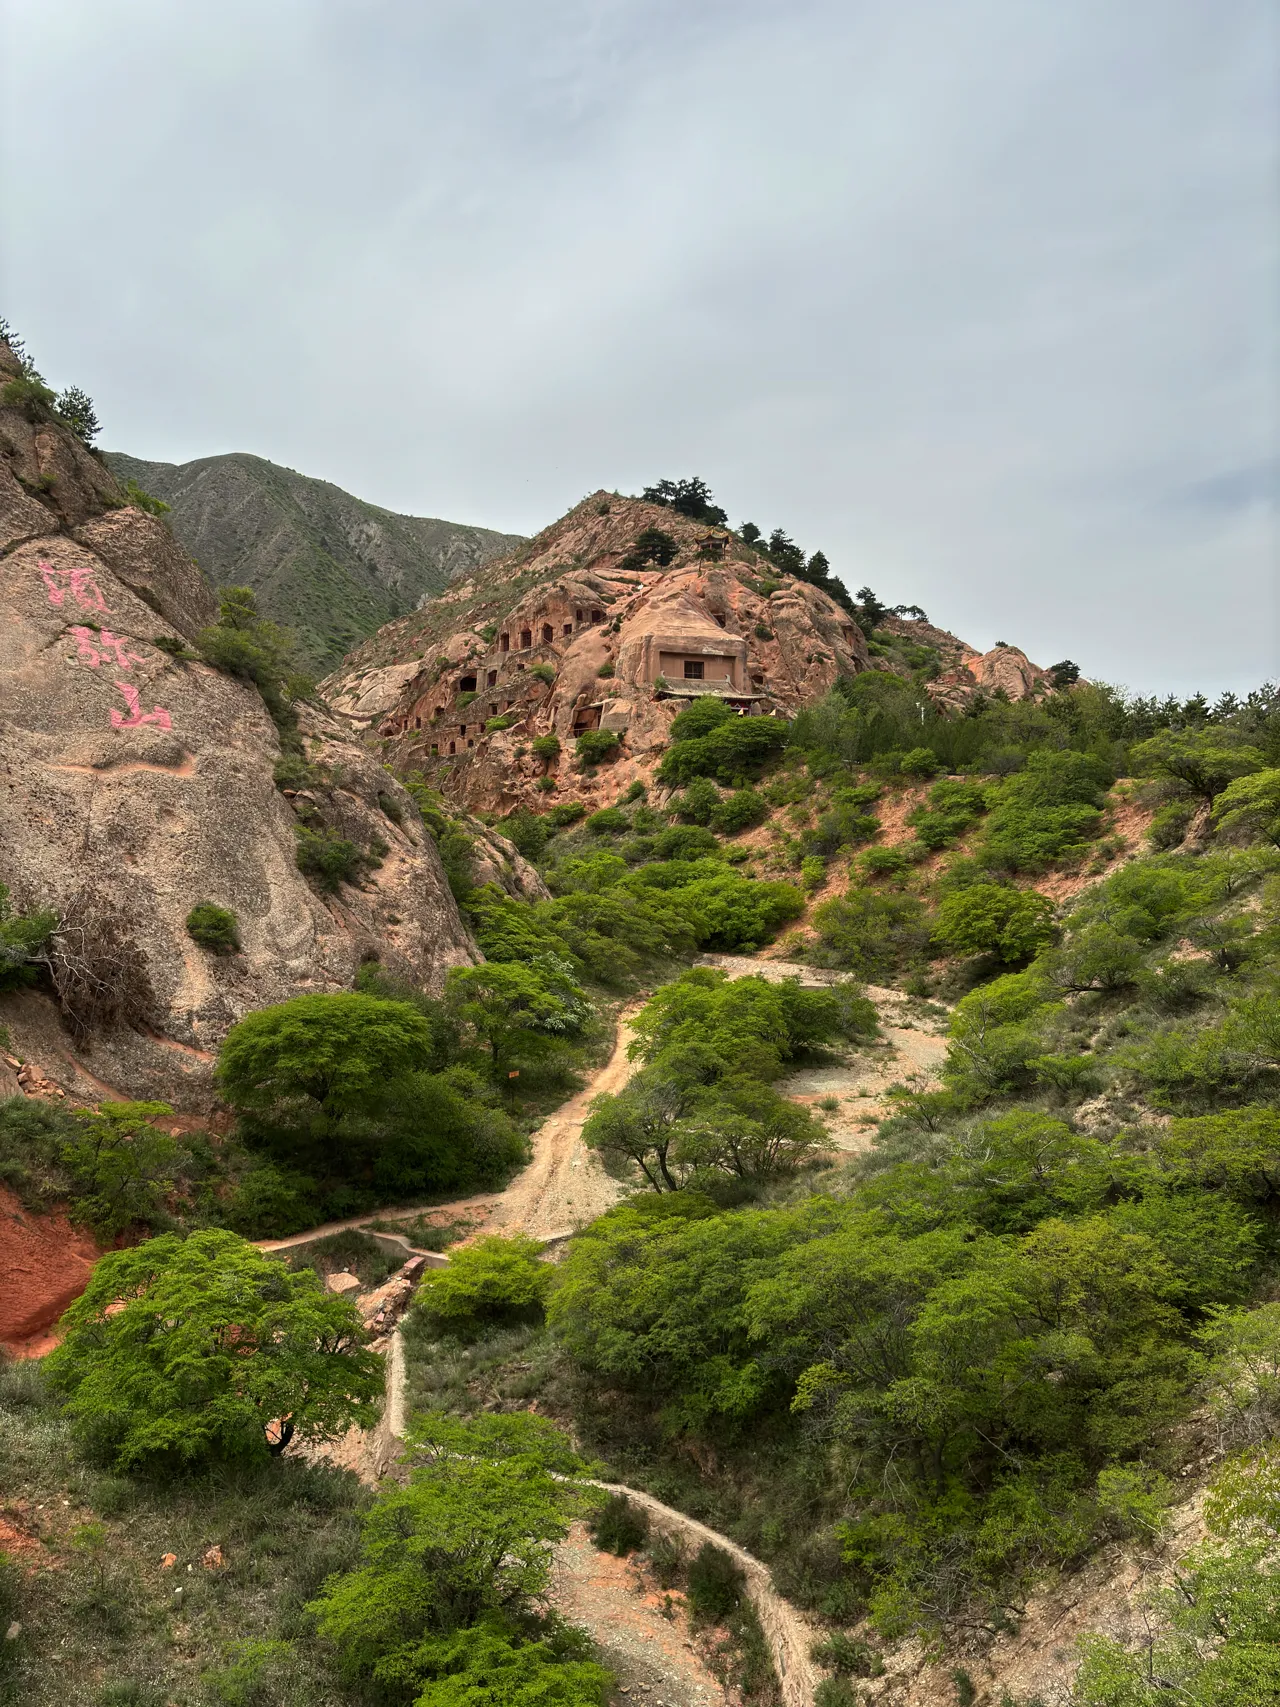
xmin=381 ymin=607 xmax=611 ymax=743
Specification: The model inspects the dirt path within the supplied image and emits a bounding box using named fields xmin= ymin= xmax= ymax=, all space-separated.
xmin=551 ymin=1523 xmax=728 ymax=1707
xmin=471 ymin=1005 xmax=640 ymax=1240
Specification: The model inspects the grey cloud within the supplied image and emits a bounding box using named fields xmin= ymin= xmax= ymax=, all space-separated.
xmin=2 ymin=0 xmax=1275 ymax=694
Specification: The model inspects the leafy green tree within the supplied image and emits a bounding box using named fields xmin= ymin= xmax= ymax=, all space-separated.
xmin=309 ymin=1412 xmax=593 ymax=1693
xmin=1213 ymin=769 xmax=1280 ymax=847
xmin=583 ymin=1071 xmax=696 ymax=1190
xmin=214 ymin=992 xmax=518 ymax=1208
xmin=932 ymin=884 xmax=1056 ymax=962
xmin=943 ymin=971 xmax=1063 ymax=1099
xmin=59 ymin=1100 xmax=185 ymax=1237
xmin=623 ymin=525 xmax=680 ymax=567
xmin=415 ymin=1235 xmax=552 ymax=1337
xmin=531 ymin=732 xmax=562 ymax=764
xmin=641 ymin=476 xmax=728 ymax=524
xmin=197 ymin=586 xmax=311 ymax=735
xmin=657 ymin=716 xmax=789 ymax=786
xmin=45 ymin=1229 xmax=380 ymax=1468
xmin=217 ymin=992 xmax=435 ymax=1122
xmin=55 ymin=385 xmax=100 ymax=444
xmin=0 ymin=881 xmax=57 ymax=990
xmin=679 ymin=1077 xmax=827 ymax=1181
xmin=445 ymin=960 xmax=588 ymax=1080
xmin=1132 ymin=729 xmax=1264 ymax=805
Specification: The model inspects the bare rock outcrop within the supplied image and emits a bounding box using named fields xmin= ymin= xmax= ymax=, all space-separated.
xmin=0 ymin=342 xmax=476 ymax=1111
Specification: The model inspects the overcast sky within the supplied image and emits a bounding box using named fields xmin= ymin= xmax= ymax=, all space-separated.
xmin=3 ymin=0 xmax=1276 ymax=696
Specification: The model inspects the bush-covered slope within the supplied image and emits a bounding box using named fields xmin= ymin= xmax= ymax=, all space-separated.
xmin=106 ymin=450 xmax=521 ymax=672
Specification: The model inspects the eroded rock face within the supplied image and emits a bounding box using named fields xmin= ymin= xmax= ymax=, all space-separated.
xmin=875 ymin=615 xmax=1053 ymax=712
xmin=0 ymin=355 xmax=476 ymax=1111
xmin=325 ymin=493 xmax=870 ymax=814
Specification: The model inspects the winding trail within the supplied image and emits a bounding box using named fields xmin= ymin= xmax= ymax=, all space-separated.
xmin=263 ymin=977 xmax=908 ymax=1704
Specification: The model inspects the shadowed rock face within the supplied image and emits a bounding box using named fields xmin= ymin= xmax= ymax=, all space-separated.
xmin=0 ymin=341 xmax=476 ymax=1110
xmin=324 ymin=492 xmax=872 ymax=814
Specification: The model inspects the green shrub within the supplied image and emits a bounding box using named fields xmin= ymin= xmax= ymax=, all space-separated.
xmin=686 ymin=1542 xmax=745 ymax=1623
xmin=623 ymin=779 xmax=647 ymax=802
xmin=534 ymin=775 xmax=557 ymax=792
xmin=531 ymin=732 xmax=562 ymax=762
xmin=858 ymin=845 xmax=912 ymax=879
xmin=655 ymin=824 xmax=720 ymax=860
xmin=586 ymin=806 xmax=628 ymax=836
xmin=486 ymin=714 xmax=515 ymax=731
xmin=712 ymin=789 xmax=769 ymax=834
xmin=414 ymin=1234 xmax=552 ymax=1337
xmin=119 ymin=477 xmax=170 ymax=517
xmin=811 ymin=889 xmax=928 ymax=978
xmin=547 ymin=800 xmax=587 ymax=827
xmin=376 ymin=789 xmax=403 ymax=823
xmin=673 ymin=777 xmax=722 ymax=824
xmin=185 ymin=902 xmax=241 ymax=954
xmin=294 ymin=825 xmax=365 ymax=890
xmin=907 ymin=779 xmax=987 ymax=849
xmin=2 ymin=373 xmax=56 ymax=420
xmin=589 ymin=1493 xmax=650 ymax=1555
xmin=597 ymin=660 xmax=615 ymax=678
xmin=1149 ymin=800 xmax=1196 ymax=848
xmin=529 ymin=662 xmax=556 ymax=684
xmin=576 ymin=728 xmax=621 ymax=765
xmin=899 ymin=746 xmax=943 ymax=777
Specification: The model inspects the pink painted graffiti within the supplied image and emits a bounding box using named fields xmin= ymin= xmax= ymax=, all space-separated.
xmin=39 ymin=560 xmax=108 ymax=613
xmin=69 ymin=626 xmax=144 ymax=671
xmin=109 ymin=680 xmax=172 ymax=732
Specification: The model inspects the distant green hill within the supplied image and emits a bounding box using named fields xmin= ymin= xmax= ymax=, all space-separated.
xmin=106 ymin=451 xmax=523 ymax=674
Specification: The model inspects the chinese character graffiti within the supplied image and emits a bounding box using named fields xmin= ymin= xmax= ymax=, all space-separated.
xmin=40 ymin=560 xmax=108 ymax=613
xmin=69 ymin=626 xmax=144 ymax=672
xmin=109 ymin=681 xmax=172 ymax=732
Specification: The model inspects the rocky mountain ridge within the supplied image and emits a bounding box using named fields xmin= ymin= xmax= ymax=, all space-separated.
xmin=324 ymin=492 xmax=1055 ymax=816
xmin=106 ymin=450 xmax=522 ymax=673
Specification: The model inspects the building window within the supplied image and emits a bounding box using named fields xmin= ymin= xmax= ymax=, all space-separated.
xmin=414 ymin=716 xmax=421 ymax=729
xmin=430 ymin=743 xmax=439 ymax=756
xmin=466 ymin=738 xmax=473 ymax=749
xmin=563 ymin=622 xmax=573 ymax=635
xmin=459 ymin=724 xmax=466 ymax=735
xmin=574 ymin=609 xmax=584 ymax=623
xmin=684 ymin=660 xmax=705 ymax=680
xmin=520 ymin=628 xmax=532 ymax=649
xmin=459 ymin=674 xmax=477 ymax=692
xmin=500 ymin=633 xmax=510 ymax=652
xmin=487 ymin=669 xmax=497 ymax=686
xmin=448 ymin=741 xmax=456 ymax=754
xmin=590 ymin=609 xmax=603 ymax=623
xmin=541 ymin=624 xmax=554 ymax=645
